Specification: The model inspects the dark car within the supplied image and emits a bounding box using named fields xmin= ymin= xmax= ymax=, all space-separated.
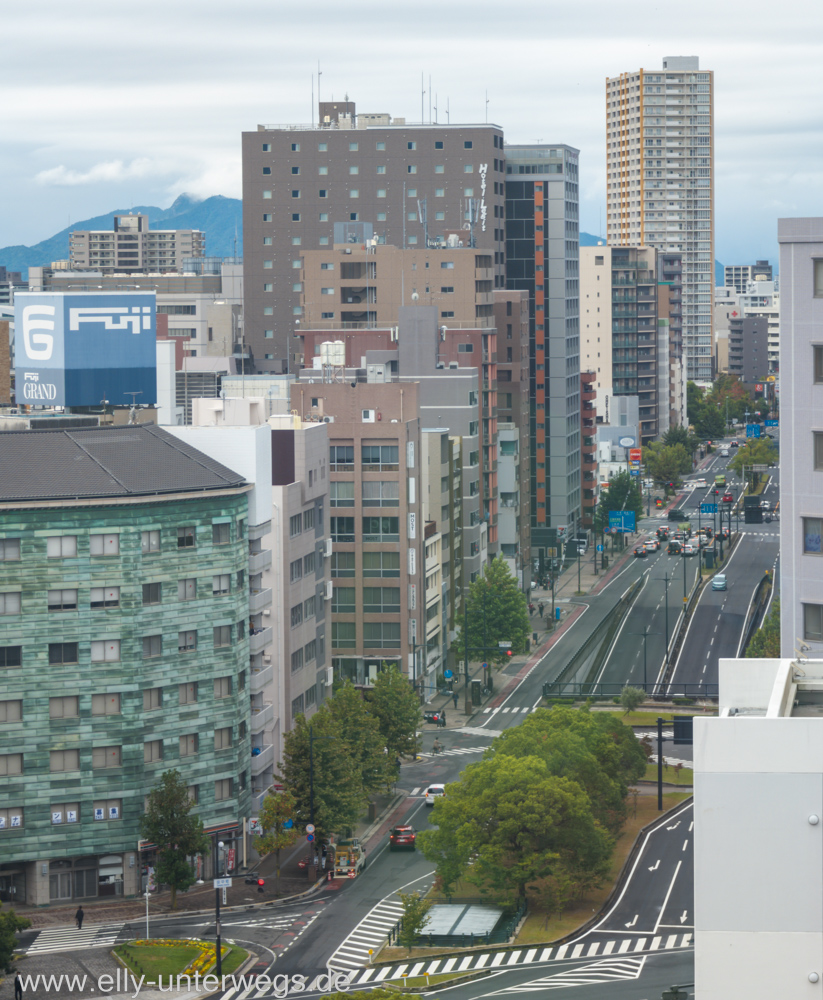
xmin=668 ymin=540 xmax=683 ymax=554
xmin=656 ymin=527 xmax=670 ymax=540
xmin=634 ymin=545 xmax=647 ymax=558
xmin=389 ymin=825 xmax=416 ymax=851
xmin=668 ymin=507 xmax=688 ymax=521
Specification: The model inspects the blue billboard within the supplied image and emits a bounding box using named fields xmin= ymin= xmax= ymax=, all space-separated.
xmin=15 ymin=292 xmax=157 ymax=407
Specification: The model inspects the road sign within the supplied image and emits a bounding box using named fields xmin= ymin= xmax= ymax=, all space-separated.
xmin=213 ymin=877 xmax=232 ymax=889
xmin=498 ymin=641 xmax=512 ymax=649
xmin=746 ymin=423 xmax=761 ymax=438
xmin=609 ymin=511 xmax=636 ymax=533
xmin=629 ymin=448 xmax=642 ymax=464
xmin=597 ymin=544 xmax=604 ymax=552
xmin=619 ymin=436 xmax=636 ymax=448
xmin=306 ymin=823 xmax=316 ymax=834
xmin=765 ymin=419 xmax=778 ymax=427
xmin=307 ymin=833 xmax=315 ymax=843
xmin=700 ymin=503 xmax=718 ymax=514
xmin=673 ymin=716 xmax=694 ymax=746
xmin=444 ymin=669 xmax=453 ymax=679
xmin=283 ymin=818 xmax=294 ymax=829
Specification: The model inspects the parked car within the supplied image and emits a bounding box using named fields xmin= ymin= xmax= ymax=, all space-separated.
xmin=389 ymin=825 xmax=416 ymax=850
xmin=425 ymin=784 xmax=446 ymax=806
xmin=712 ymin=573 xmax=727 ymax=591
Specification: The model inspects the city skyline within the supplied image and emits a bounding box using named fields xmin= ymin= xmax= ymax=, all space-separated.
xmin=3 ymin=0 xmax=822 ymax=264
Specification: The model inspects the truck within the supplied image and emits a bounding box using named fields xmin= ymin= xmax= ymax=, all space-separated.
xmin=334 ymin=838 xmax=366 ymax=878
xmin=715 ymin=473 xmax=727 ymax=488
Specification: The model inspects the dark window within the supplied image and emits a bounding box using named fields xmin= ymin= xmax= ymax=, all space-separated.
xmin=49 ymin=643 xmax=78 ymax=665
xmin=177 ymin=526 xmax=196 ymax=548
xmin=0 ymin=646 xmax=22 ymax=668
xmin=212 ymin=522 xmax=230 ymax=545
xmin=142 ymin=583 xmax=162 ymax=606
xmin=435 ymin=140 xmax=444 ymax=149
xmin=464 ymin=140 xmax=473 ymax=149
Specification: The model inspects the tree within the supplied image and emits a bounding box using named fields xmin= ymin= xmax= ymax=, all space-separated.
xmin=620 ymin=686 xmax=646 ymax=715
xmin=747 ymin=598 xmax=780 ymax=658
xmin=139 ymin=769 xmax=211 ymax=909
xmin=594 ymin=470 xmax=643 ymax=532
xmin=255 ymin=791 xmax=300 ymax=896
xmin=643 ymin=442 xmax=691 ymax=489
xmin=451 ymin=556 xmax=530 ymax=667
xmin=661 ymin=425 xmax=699 ymax=454
xmin=326 ymin=681 xmax=394 ymax=794
xmin=369 ymin=664 xmax=422 ymax=759
xmin=0 ymin=907 xmax=31 ymax=973
xmin=728 ymin=436 xmax=778 ymax=485
xmin=693 ymin=402 xmax=726 ymax=441
xmin=686 ymin=381 xmax=704 ymax=425
xmin=396 ymin=890 xmax=433 ymax=952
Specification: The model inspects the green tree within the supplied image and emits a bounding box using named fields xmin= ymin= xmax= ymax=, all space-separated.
xmin=686 ymin=381 xmax=705 ymax=425
xmin=452 ymin=556 xmax=530 ymax=667
xmin=643 ymin=442 xmax=692 ymax=488
xmin=418 ymin=754 xmax=613 ymax=905
xmin=139 ymin=769 xmax=211 ymax=909
xmin=620 ymin=686 xmax=646 ymax=715
xmin=693 ymin=402 xmax=726 ymax=441
xmin=0 ymin=907 xmax=31 ymax=973
xmin=594 ymin=470 xmax=643 ymax=532
xmin=747 ymin=598 xmax=780 ymax=658
xmin=728 ymin=436 xmax=778 ymax=486
xmin=255 ymin=791 xmax=300 ymax=896
xmin=396 ymin=890 xmax=433 ymax=953
xmin=661 ymin=425 xmax=699 ymax=454
xmin=327 ymin=681 xmax=394 ymax=794
xmin=369 ymin=664 xmax=422 ymax=759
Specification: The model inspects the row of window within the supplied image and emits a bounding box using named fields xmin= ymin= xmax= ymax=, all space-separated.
xmin=329 ymin=481 xmax=400 ymax=506
xmin=270 ymin=164 xmax=483 ymax=178
xmin=330 ymin=517 xmax=400 ymax=543
xmin=0 ymin=523 xmax=239 ymax=563
xmin=330 ymin=444 xmax=400 ymax=470
xmin=289 ymin=507 xmax=318 ymax=538
xmin=263 ymin=139 xmax=485 ymax=153
xmin=290 ymin=637 xmax=319 ymax=673
xmin=289 ymin=551 xmax=317 ymax=582
xmin=331 ymin=551 xmax=400 ymax=577
xmin=331 ymin=587 xmax=401 ymax=614
xmin=289 ymin=594 xmax=318 ymax=627
xmin=331 ymin=621 xmax=401 ymax=649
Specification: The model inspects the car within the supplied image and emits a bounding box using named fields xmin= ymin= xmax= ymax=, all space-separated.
xmin=634 ymin=545 xmax=647 ymax=558
xmin=389 ymin=825 xmax=416 ymax=850
xmin=696 ymin=478 xmax=707 ymax=487
xmin=730 ymin=440 xmax=739 ymax=448
xmin=760 ymin=500 xmax=771 ymax=510
xmin=683 ymin=541 xmax=698 ymax=555
xmin=668 ymin=507 xmax=688 ymax=521
xmin=667 ymin=540 xmax=682 ymax=554
xmin=721 ymin=527 xmax=730 ymax=539
xmin=425 ymin=784 xmax=446 ymax=806
xmin=645 ymin=538 xmax=659 ymax=552
xmin=712 ymin=573 xmax=727 ymax=591
xmin=722 ymin=492 xmax=734 ymax=503
xmin=656 ymin=526 xmax=670 ymax=539
xmin=720 ymin=449 xmax=729 ymax=457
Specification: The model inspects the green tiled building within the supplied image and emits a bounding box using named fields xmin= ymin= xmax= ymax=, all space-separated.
xmin=0 ymin=426 xmax=252 ymax=905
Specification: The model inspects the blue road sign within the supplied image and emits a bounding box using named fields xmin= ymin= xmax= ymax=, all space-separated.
xmin=283 ymin=819 xmax=294 ymax=829
xmin=444 ymin=669 xmax=453 ymax=679
xmin=746 ymin=423 xmax=761 ymax=438
xmin=609 ymin=511 xmax=636 ymax=533
xmin=306 ymin=833 xmax=315 ymax=842
xmin=701 ymin=503 xmax=718 ymax=514
xmin=765 ymin=419 xmax=778 ymax=427
xmin=597 ymin=544 xmax=604 ymax=552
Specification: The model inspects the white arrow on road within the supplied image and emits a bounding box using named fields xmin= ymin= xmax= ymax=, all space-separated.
xmin=625 ymin=914 xmax=638 ymax=928
xmin=666 ymin=821 xmax=681 ymax=831
xmin=648 ymin=859 xmax=660 ymax=872
xmin=680 ymin=911 xmax=688 ymax=924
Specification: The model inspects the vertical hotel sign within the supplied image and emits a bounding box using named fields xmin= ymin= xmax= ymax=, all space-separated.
xmin=479 ymin=164 xmax=488 ymax=231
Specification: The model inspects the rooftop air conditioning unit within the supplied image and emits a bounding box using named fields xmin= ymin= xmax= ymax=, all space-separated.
xmin=263 ymin=655 xmax=271 ymax=663
xmin=449 ymin=362 xmax=459 ymax=369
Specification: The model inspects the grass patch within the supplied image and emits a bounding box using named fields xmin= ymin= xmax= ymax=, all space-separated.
xmin=592 ymin=709 xmax=713 ymax=726
xmin=643 ymin=762 xmax=693 ymax=784
xmin=114 ymin=943 xmax=201 ymax=981
xmin=216 ymin=947 xmax=248 ymax=975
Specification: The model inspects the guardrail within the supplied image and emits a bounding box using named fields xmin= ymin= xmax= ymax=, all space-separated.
xmin=541 ymin=681 xmax=718 ymax=700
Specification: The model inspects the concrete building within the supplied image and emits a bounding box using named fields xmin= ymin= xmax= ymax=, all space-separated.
xmin=68 ymin=214 xmax=205 ymax=274
xmin=607 ymin=56 xmax=714 ymax=382
xmin=242 ymin=103 xmax=506 ymax=373
xmin=580 ymin=372 xmax=598 ymax=528
xmin=657 ymin=251 xmax=686 ymax=428
xmin=728 ymin=314 xmax=769 ymax=387
xmin=777 ymin=218 xmax=823 ymax=658
xmin=505 ymin=144 xmax=581 ymax=563
xmin=0 ymin=425 xmax=252 ymax=904
xmin=694 ymin=655 xmax=823 ymax=998
xmin=739 ymin=279 xmax=780 ymax=374
xmin=723 ymin=259 xmax=772 ymax=294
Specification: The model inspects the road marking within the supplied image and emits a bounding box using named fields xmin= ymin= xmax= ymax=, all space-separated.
xmin=650 ymin=936 xmax=662 ymax=951
xmin=442 ymin=958 xmax=457 ymax=972
xmin=618 ymin=939 xmax=631 ymax=953
xmin=507 ymin=950 xmax=523 ymax=965
xmin=683 ymin=839 xmax=689 ymax=851
xmin=587 ymin=942 xmax=600 ymax=956
xmin=625 ymin=914 xmax=638 ymax=928
xmin=634 ymin=938 xmax=647 ymax=951
xmin=680 ymin=911 xmax=688 ymax=924
xmin=648 ymin=859 xmax=660 ymax=872
xmin=571 ymin=944 xmax=584 ymax=958
xmin=539 ymin=948 xmax=553 ymax=961
xmin=491 ymin=952 xmax=505 ymax=967
xmin=26 ymin=923 xmax=124 ymax=955
xmin=409 ymin=962 xmax=425 ymax=976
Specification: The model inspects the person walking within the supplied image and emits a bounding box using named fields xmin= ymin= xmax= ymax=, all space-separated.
xmin=14 ymin=974 xmax=23 ymax=1000
xmin=452 ymin=689 xmax=459 ymax=710
xmin=75 ymin=905 xmax=84 ymax=930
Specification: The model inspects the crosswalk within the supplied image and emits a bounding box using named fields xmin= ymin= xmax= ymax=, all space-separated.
xmin=326 ymin=896 xmax=407 ymax=972
xmin=483 ymin=706 xmax=538 ymax=715
xmin=26 ymin=922 xmax=124 ymax=955
xmin=219 ymin=910 xmax=307 ymax=929
xmin=490 ymin=956 xmax=646 ymax=992
xmin=415 ymin=745 xmax=488 ymax=762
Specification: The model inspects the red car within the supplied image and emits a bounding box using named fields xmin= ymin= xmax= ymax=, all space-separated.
xmin=389 ymin=825 xmax=416 ymax=851
xmin=722 ymin=492 xmax=733 ymax=503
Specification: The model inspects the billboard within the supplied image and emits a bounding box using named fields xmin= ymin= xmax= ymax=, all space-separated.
xmin=15 ymin=292 xmax=157 ymax=407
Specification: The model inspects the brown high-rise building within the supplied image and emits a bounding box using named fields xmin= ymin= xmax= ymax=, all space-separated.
xmin=242 ymin=101 xmax=506 ymax=373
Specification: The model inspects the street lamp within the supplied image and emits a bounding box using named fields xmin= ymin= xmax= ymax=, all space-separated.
xmin=655 ymin=572 xmax=672 ymax=670
xmin=629 ymin=626 xmax=659 ymax=693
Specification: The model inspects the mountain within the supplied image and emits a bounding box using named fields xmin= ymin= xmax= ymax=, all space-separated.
xmin=0 ymin=194 xmax=243 ymax=277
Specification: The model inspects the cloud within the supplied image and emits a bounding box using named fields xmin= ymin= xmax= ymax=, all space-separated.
xmin=35 ymin=158 xmax=168 ymax=186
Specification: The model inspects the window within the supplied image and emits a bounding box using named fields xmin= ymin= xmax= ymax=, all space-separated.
xmin=290 ymin=166 xmax=299 ymax=175
xmin=332 ymin=587 xmax=356 ymax=613
xmin=377 ymin=189 xmax=387 ymax=198
xmin=407 ymin=165 xmax=417 ymax=174
xmin=215 ymin=778 xmax=233 ymax=801
xmin=407 ymin=141 xmax=416 ymax=150
xmin=47 ymin=535 xmax=77 ymax=558
xmin=815 ymin=260 xmax=823 ymax=298
xmin=330 ymin=516 xmax=355 ymax=542
xmin=212 ymin=574 xmax=230 ymax=595
xmin=51 ymin=802 xmax=79 ymax=825
xmin=239 ymin=670 xmax=246 ymax=691
xmin=331 ymin=551 xmax=356 ymax=577
xmin=143 ymin=687 xmax=162 ymax=711
xmin=180 ymin=734 xmax=198 ymax=757
xmin=90 ymin=586 xmax=119 ymax=608
xmin=48 ymin=642 xmax=76 ymax=665
xmin=262 ymin=143 xmax=270 ymax=151
xmin=292 ymin=190 xmax=300 ymax=199
xmin=815 ymin=432 xmax=823 ymax=471
xmin=458 ymin=342 xmax=474 ymax=353
xmin=305 ymin=639 xmax=317 ymax=664
xmin=179 ymin=682 xmax=197 ymax=705
xmin=187 ymin=785 xmax=199 ymax=803
xmin=262 ymin=214 xmax=272 ymax=223
xmin=0 ymin=645 xmax=20 ymax=668
xmin=263 ymin=236 xmax=272 ymax=245
xmin=464 ymin=164 xmax=474 ymax=173
xmin=178 ymin=578 xmax=197 ymax=601
xmin=93 ymin=799 xmax=121 ymax=822
xmin=304 ymin=594 xmax=316 ymax=619
xmin=375 ymin=141 xmax=385 ymax=150
xmin=92 ymin=746 xmax=121 ymax=769
xmin=0 ymin=700 xmax=22 ymax=723
xmin=213 ymin=522 xmax=231 ymax=545
xmin=263 ymin=190 xmax=272 ymax=200
xmin=330 ymin=481 xmax=355 ymax=507
xmin=463 ymin=187 xmax=474 ymax=197
xmin=349 ymin=190 xmax=359 ymax=199
xmin=91 ymin=692 xmax=120 ymax=716
xmin=289 ymin=513 xmax=302 ymax=537
xmin=0 ymin=538 xmax=20 ymax=561
xmin=318 ymin=189 xmax=327 ymax=198
xmin=291 ymin=647 xmax=304 ymax=672
xmin=362 ymin=516 xmax=400 ymax=542
xmin=815 ymin=346 xmax=823 ymax=384
xmin=1 ymin=754 xmax=23 ymax=775
xmin=363 ymin=551 xmax=400 ymax=577
xmin=332 ymin=622 xmax=356 ymax=649
xmin=48 ymin=589 xmax=78 ymax=611
xmin=363 ymin=622 xmax=401 ymax=648
xmin=177 ymin=526 xmax=196 ymax=549
xmin=441 ymin=261 xmax=455 ymax=269
xmin=804 ymin=518 xmax=823 ymax=554
xmin=90 ymin=533 xmax=119 ymax=556
xmin=303 ymin=508 xmax=315 ymax=531
xmin=290 ymin=558 xmax=303 ymax=582
xmin=330 ymin=445 xmax=354 ymax=470
xmin=361 ymin=444 xmax=399 ymax=470
xmin=91 ymin=639 xmax=120 ymax=662
xmin=290 ymin=603 xmax=303 ymax=627
xmin=0 ymin=592 xmax=20 ymax=615
xmin=144 ymin=740 xmax=163 ymax=763
xmin=376 ymin=165 xmax=386 ymax=175
xmin=464 ymin=140 xmax=473 ymax=149
xmin=441 ymin=286 xmax=454 ymax=293
xmin=142 ymin=582 xmax=162 ymax=606
xmin=291 ymin=142 xmax=300 ymax=151
xmin=214 ymin=676 xmax=232 ymax=699
xmin=363 ymin=587 xmax=401 ymax=613
xmin=143 ymin=634 xmax=162 ymax=658
xmin=214 ymin=727 xmax=232 ymax=751
xmin=362 ymin=481 xmax=399 ymax=506
xmin=304 ymin=551 xmax=316 ymax=575
xmin=435 ymin=188 xmax=444 ymax=197
xmin=178 ymin=630 xmax=197 ymax=653
xmin=0 ymin=806 xmax=23 ymax=830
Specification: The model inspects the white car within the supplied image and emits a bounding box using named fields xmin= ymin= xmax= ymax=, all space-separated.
xmin=683 ymin=541 xmax=698 ymax=555
xmin=425 ymin=784 xmax=446 ymax=806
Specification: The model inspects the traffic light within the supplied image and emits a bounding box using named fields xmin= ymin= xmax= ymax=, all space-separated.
xmin=257 ymin=878 xmax=265 ymax=893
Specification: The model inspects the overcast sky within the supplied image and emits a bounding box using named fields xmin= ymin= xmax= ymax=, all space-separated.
xmin=4 ymin=0 xmax=823 ymax=266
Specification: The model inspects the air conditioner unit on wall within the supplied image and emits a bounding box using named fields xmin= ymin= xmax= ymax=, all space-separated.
xmin=325 ymin=580 xmax=333 ymax=600
xmin=324 ymin=538 xmax=332 ymax=557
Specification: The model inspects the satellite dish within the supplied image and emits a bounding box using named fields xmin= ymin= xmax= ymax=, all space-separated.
xmin=411 ymin=292 xmax=419 ymax=301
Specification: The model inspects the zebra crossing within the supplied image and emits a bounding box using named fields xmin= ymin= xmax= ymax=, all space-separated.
xmin=326 ymin=898 xmax=406 ymax=972
xmin=490 ymin=956 xmax=646 ymax=992
xmin=26 ymin=921 xmax=125 ymax=955
xmin=219 ymin=910 xmax=308 ymax=928
xmin=415 ymin=745 xmax=487 ymax=762
xmin=344 ymin=933 xmax=692 ymax=984
xmin=483 ymin=705 xmax=538 ymax=715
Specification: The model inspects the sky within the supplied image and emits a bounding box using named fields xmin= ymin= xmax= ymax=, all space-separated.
xmin=4 ymin=0 xmax=823 ymax=266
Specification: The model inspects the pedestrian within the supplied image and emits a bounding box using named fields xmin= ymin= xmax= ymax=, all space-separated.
xmin=538 ymin=603 xmax=544 ymax=617
xmin=14 ymin=974 xmax=22 ymax=1000
xmin=75 ymin=905 xmax=84 ymax=930
xmin=439 ymin=711 xmax=446 ymax=728
xmin=452 ymin=690 xmax=458 ymax=709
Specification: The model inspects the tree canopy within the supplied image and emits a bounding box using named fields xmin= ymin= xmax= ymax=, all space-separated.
xmin=728 ymin=436 xmax=778 ymax=481
xmin=368 ymin=664 xmax=422 ymax=758
xmin=0 ymin=907 xmax=31 ymax=973
xmin=661 ymin=425 xmax=699 ymax=454
xmin=643 ymin=441 xmax=692 ymax=489
xmin=451 ymin=556 xmax=530 ymax=666
xmin=747 ymin=598 xmax=780 ymax=658
xmin=255 ymin=790 xmax=300 ymax=895
xmin=594 ymin=470 xmax=643 ymax=532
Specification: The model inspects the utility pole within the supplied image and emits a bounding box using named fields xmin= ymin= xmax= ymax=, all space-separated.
xmin=655 ymin=572 xmax=671 ymax=669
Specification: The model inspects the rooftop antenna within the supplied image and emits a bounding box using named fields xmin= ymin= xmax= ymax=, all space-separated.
xmin=433 ymin=93 xmax=438 ymax=123
xmin=311 ymin=71 xmax=314 ymax=125
xmin=317 ymin=61 xmax=322 ymax=120
xmin=125 ymin=391 xmax=143 ymax=424
xmin=446 ymin=98 xmax=450 ymax=124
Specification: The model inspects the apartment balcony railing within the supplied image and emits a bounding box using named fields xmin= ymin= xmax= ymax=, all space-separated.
xmin=251 ymin=701 xmax=275 ymax=733
xmin=250 ymin=744 xmax=274 ymax=777
xmin=249 ymin=627 xmax=273 ymax=655
xmin=250 ymin=663 xmax=274 ymax=694
xmin=249 ymin=588 xmax=273 ymax=614
xmin=249 ymin=549 xmax=272 ymax=574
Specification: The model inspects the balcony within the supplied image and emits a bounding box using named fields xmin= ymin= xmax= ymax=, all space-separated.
xmin=249 ymin=588 xmax=272 ymax=614
xmin=249 ymin=520 xmax=272 ymax=541
xmin=249 ymin=627 xmax=273 ymax=654
xmin=251 ymin=701 xmax=275 ymax=733
xmin=249 ymin=549 xmax=272 ymax=574
xmin=250 ymin=663 xmax=274 ymax=694
xmin=250 ymin=744 xmax=274 ymax=777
